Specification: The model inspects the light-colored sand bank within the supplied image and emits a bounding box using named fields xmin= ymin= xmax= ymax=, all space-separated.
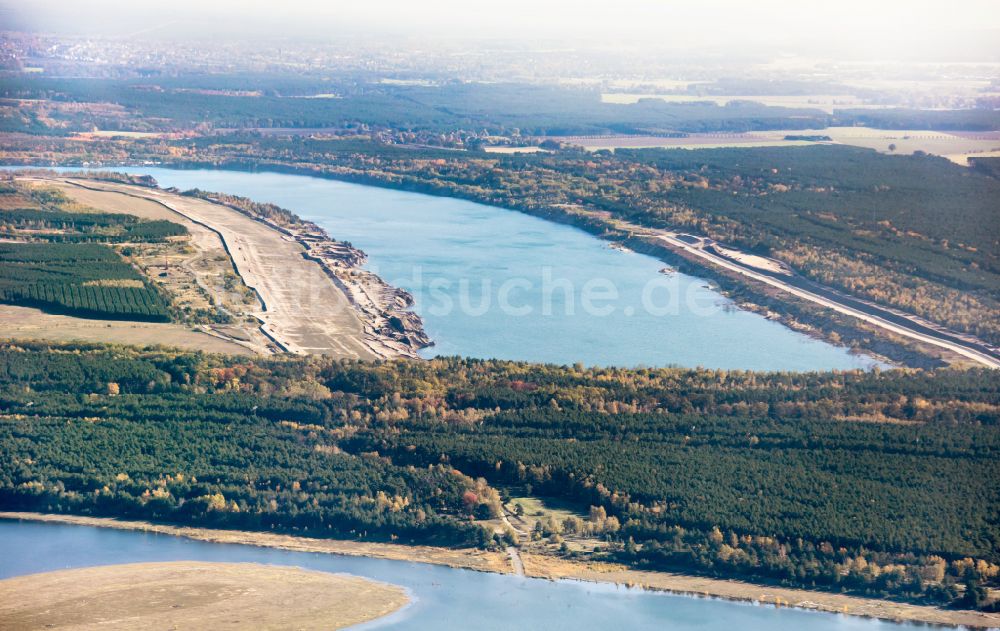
xmin=0 ymin=561 xmax=408 ymax=630
xmin=521 ymin=554 xmax=1000 ymax=630
xmin=3 ymin=512 xmax=996 ymax=629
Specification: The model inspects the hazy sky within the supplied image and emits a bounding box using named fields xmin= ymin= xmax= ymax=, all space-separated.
xmin=4 ymin=0 xmax=1000 ymax=60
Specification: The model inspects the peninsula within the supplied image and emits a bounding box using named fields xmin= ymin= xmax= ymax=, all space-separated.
xmin=6 ymin=174 xmax=430 ymax=359
xmin=0 ymin=561 xmax=409 ymax=630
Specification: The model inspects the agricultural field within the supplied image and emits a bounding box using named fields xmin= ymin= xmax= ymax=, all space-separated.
xmin=0 ymin=181 xmax=188 ymax=243
xmin=820 ymin=127 xmax=1000 ymax=158
xmin=0 ymin=178 xmax=266 ymax=352
xmin=2 ymin=178 xmax=265 ymax=331
xmin=557 ymin=133 xmax=813 ymax=151
xmin=0 ymin=181 xmax=187 ymax=322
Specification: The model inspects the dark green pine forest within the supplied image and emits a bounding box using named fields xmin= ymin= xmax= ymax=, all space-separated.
xmin=1 ymin=342 xmax=997 ymax=607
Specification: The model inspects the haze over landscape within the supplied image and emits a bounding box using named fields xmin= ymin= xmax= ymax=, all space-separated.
xmin=5 ymin=0 xmax=1000 ymax=57
xmin=0 ymin=1 xmax=998 ymax=629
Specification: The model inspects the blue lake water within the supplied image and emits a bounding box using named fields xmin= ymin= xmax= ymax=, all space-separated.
xmin=7 ymin=165 xmax=880 ymax=371
xmin=0 ymin=520 xmax=906 ymax=630
xmin=0 ymin=168 xmax=905 ymax=628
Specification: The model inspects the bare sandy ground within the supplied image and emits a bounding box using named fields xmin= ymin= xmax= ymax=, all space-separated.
xmin=710 ymin=244 xmax=791 ymax=275
xmin=482 ymin=146 xmax=550 ymax=154
xmin=3 ymin=512 xmax=996 ymax=629
xmin=0 ymin=561 xmax=408 ymax=630
xmin=560 ymin=134 xmax=812 ymax=151
xmin=0 ymin=305 xmax=251 ymax=355
xmin=23 ymin=178 xmax=377 ymax=359
xmin=947 ymin=149 xmax=1000 ymax=165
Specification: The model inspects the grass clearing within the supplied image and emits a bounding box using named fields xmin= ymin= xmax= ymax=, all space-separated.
xmin=508 ymin=494 xmax=587 ymax=524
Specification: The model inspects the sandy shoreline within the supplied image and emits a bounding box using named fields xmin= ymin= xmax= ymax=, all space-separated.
xmin=3 ymin=512 xmax=996 ymax=629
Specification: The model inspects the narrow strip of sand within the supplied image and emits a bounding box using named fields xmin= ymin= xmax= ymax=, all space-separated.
xmin=2 ymin=512 xmax=996 ymax=629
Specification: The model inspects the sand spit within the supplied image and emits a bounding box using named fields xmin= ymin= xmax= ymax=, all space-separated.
xmin=0 ymin=561 xmax=408 ymax=630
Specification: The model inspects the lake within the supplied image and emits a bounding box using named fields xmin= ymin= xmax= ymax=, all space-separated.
xmin=7 ymin=165 xmax=880 ymax=371
xmin=0 ymin=168 xmax=909 ymax=629
xmin=0 ymin=519 xmax=907 ymax=630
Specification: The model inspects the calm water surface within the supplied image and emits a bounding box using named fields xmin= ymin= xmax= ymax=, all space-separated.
xmin=12 ymin=166 xmax=880 ymax=371
xmin=0 ymin=168 xmax=901 ymax=626
xmin=0 ymin=520 xmax=907 ymax=630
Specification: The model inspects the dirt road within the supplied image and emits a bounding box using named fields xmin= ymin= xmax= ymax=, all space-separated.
xmin=506 ymin=546 xmax=525 ymax=576
xmin=653 ymin=232 xmax=1000 ymax=368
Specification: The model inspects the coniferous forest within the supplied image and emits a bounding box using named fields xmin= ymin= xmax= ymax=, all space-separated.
xmin=0 ymin=243 xmax=172 ymax=321
xmin=1 ymin=342 xmax=997 ymax=607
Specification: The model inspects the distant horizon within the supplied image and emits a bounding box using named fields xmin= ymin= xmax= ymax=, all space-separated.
xmin=3 ymin=1 xmax=1000 ymax=63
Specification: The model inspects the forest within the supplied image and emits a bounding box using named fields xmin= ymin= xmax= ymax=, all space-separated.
xmin=1 ymin=342 xmax=997 ymax=608
xmin=3 ymin=74 xmax=999 ymax=136
xmin=0 ymin=177 xmax=185 ymax=244
xmin=0 ymin=243 xmax=171 ymax=320
xmin=0 ymin=208 xmax=185 ymax=242
xmin=0 ymin=180 xmax=183 ymax=320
